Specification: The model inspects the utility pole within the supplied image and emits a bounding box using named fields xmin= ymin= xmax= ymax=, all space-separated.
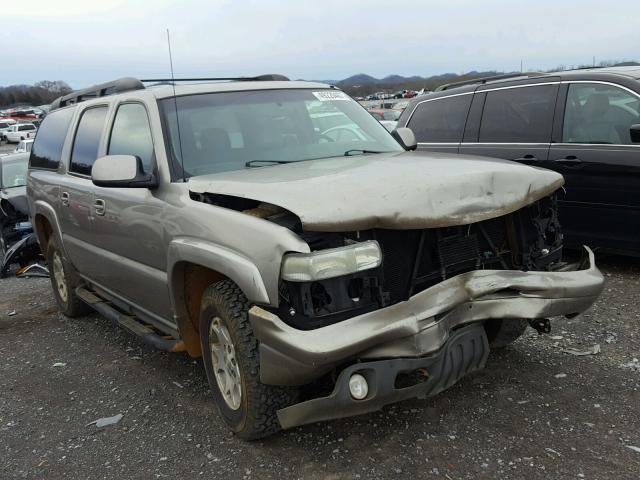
xmin=520 ymin=59 xmax=523 ymax=72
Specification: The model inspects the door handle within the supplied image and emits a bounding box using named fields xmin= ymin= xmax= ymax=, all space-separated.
xmin=93 ymin=199 xmax=106 ymax=216
xmin=61 ymin=191 xmax=70 ymax=207
xmin=556 ymin=156 xmax=582 ymax=166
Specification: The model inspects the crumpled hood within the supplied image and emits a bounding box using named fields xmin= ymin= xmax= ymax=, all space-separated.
xmin=188 ymin=151 xmax=564 ymax=231
xmin=0 ymin=186 xmax=29 ymax=216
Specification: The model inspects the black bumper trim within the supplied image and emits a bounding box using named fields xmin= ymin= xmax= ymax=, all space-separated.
xmin=277 ymin=323 xmax=489 ymax=429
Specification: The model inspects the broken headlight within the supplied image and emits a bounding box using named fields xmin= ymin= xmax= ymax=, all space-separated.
xmin=281 ymin=240 xmax=382 ymax=282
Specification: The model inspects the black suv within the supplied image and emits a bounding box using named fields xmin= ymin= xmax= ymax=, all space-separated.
xmin=397 ymin=66 xmax=640 ymax=256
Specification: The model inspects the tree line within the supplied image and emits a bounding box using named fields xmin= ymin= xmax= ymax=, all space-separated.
xmin=0 ymin=80 xmax=72 ymax=109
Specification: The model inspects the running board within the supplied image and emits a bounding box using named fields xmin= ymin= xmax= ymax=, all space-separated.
xmin=75 ymin=287 xmax=186 ymax=353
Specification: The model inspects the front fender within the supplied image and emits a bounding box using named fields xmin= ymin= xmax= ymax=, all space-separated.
xmin=167 ymin=237 xmax=270 ymax=305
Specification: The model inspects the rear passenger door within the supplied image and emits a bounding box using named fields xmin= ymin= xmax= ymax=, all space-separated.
xmin=549 ymin=81 xmax=640 ymax=253
xmin=57 ymin=105 xmax=109 ymax=277
xmin=459 ymin=82 xmax=559 ymax=165
xmin=405 ymin=93 xmax=473 ymax=153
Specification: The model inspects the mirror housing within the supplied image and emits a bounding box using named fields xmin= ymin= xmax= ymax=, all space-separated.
xmin=630 ymin=124 xmax=640 ymax=144
xmin=391 ymin=127 xmax=417 ymax=151
xmin=91 ymin=155 xmax=158 ymax=188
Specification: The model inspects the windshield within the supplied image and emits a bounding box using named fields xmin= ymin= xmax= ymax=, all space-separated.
xmin=161 ymin=89 xmax=403 ymax=178
xmin=1 ymin=158 xmax=28 ymax=188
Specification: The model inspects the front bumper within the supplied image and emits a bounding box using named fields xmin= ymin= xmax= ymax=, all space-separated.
xmin=249 ymin=246 xmax=604 ymax=386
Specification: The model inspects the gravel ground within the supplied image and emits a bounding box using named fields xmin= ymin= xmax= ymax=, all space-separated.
xmin=1 ymin=254 xmax=639 ymax=479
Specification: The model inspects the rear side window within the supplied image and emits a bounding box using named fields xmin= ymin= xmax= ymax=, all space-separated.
xmin=479 ymin=85 xmax=557 ymax=143
xmin=18 ymin=125 xmax=36 ymax=131
xmin=29 ymin=107 xmax=75 ymax=170
xmin=108 ymin=103 xmax=155 ymax=173
xmin=563 ymin=83 xmax=640 ymax=144
xmin=407 ymin=95 xmax=472 ymax=143
xmin=70 ymin=106 xmax=108 ymax=176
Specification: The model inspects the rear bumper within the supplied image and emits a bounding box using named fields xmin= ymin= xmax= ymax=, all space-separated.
xmin=249 ymin=246 xmax=604 ymax=386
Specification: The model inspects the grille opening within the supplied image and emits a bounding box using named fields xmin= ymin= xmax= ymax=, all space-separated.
xmin=347 ymin=277 xmax=364 ymax=300
xmin=395 ymin=368 xmax=430 ymax=389
xmin=310 ymin=282 xmax=332 ymax=313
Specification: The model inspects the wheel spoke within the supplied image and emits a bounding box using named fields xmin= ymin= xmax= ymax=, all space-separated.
xmin=208 ymin=317 xmax=242 ymax=410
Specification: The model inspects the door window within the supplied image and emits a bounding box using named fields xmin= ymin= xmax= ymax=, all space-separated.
xmin=479 ymin=85 xmax=557 ymax=143
xmin=562 ymin=83 xmax=640 ymax=145
xmin=407 ymin=95 xmax=472 ymax=142
xmin=70 ymin=106 xmax=108 ymax=176
xmin=108 ymin=103 xmax=155 ymax=173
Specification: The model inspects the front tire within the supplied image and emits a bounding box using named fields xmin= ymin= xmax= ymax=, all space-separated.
xmin=199 ymin=280 xmax=298 ymax=440
xmin=46 ymin=237 xmax=91 ymax=317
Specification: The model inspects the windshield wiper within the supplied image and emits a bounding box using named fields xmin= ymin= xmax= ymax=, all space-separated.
xmin=343 ymin=149 xmax=386 ymax=156
xmin=245 ymin=160 xmax=299 ymax=168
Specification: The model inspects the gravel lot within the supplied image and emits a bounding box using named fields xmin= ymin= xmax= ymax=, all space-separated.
xmin=1 ymin=253 xmax=639 ymax=480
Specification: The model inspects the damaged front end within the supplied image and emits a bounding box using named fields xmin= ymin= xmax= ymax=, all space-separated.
xmin=188 ymin=153 xmax=604 ymax=429
xmin=194 ymin=189 xmax=604 ymax=428
xmin=1 ymin=154 xmax=45 ymax=277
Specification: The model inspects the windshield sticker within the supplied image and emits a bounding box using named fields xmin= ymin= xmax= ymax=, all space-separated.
xmin=312 ymin=91 xmax=350 ymax=101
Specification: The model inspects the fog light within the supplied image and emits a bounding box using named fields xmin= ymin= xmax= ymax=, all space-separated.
xmin=349 ymin=373 xmax=368 ymax=400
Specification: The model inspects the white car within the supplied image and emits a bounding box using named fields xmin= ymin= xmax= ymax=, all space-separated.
xmin=14 ymin=139 xmax=34 ymax=153
xmin=0 ymin=119 xmax=17 ymax=141
xmin=4 ymin=123 xmax=37 ymax=143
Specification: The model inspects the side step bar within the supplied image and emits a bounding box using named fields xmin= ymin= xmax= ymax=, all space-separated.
xmin=75 ymin=287 xmax=186 ymax=353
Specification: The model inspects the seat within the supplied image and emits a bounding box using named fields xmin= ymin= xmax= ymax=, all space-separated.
xmin=573 ymin=94 xmax=622 ymax=144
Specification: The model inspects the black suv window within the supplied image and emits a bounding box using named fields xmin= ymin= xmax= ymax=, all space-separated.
xmin=479 ymin=85 xmax=557 ymax=143
xmin=108 ymin=103 xmax=155 ymax=172
xmin=407 ymin=95 xmax=472 ymax=142
xmin=29 ymin=107 xmax=75 ymax=170
xmin=70 ymin=106 xmax=108 ymax=176
xmin=563 ymin=83 xmax=640 ymax=145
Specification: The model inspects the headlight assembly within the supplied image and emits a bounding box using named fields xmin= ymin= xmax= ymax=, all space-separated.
xmin=281 ymin=240 xmax=382 ymax=282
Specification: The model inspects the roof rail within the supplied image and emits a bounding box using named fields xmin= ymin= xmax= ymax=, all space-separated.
xmin=49 ymin=74 xmax=290 ymax=111
xmin=139 ymin=74 xmax=290 ymax=83
xmin=435 ymin=72 xmax=546 ymax=92
xmin=50 ymin=77 xmax=144 ymax=111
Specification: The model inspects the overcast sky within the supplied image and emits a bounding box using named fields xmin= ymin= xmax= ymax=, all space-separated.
xmin=3 ymin=0 xmax=637 ymax=88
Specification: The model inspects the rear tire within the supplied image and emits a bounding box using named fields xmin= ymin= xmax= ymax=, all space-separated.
xmin=484 ymin=319 xmax=529 ymax=348
xmin=46 ymin=237 xmax=91 ymax=317
xmin=199 ymin=280 xmax=298 ymax=440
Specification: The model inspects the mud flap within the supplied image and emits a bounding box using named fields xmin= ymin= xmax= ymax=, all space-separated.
xmin=277 ymin=323 xmax=489 ymax=429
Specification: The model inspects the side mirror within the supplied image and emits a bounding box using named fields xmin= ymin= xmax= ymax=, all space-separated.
xmin=391 ymin=127 xmax=417 ymax=151
xmin=91 ymin=155 xmax=158 ymax=188
xmin=630 ymin=124 xmax=640 ymax=144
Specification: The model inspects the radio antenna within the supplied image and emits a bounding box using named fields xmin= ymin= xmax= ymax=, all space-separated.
xmin=166 ymin=28 xmax=185 ymax=181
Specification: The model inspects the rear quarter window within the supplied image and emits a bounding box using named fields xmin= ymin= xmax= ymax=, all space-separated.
xmin=29 ymin=107 xmax=76 ymax=170
xmin=407 ymin=95 xmax=472 ymax=143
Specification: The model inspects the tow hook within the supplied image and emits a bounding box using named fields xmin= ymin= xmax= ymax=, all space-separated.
xmin=529 ymin=318 xmax=551 ymax=334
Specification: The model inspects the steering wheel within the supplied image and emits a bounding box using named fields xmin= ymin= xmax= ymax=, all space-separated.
xmin=321 ymin=125 xmax=363 ymax=143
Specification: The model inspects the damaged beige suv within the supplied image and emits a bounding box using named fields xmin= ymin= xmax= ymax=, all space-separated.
xmin=27 ymin=75 xmax=604 ymax=439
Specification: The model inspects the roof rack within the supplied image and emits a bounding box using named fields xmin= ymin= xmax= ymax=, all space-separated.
xmin=435 ymin=72 xmax=546 ymax=92
xmin=50 ymin=77 xmax=144 ymax=111
xmin=140 ymin=74 xmax=290 ymax=83
xmin=50 ymin=74 xmax=290 ymax=111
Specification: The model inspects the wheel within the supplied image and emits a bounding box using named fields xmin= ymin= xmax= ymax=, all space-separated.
xmin=199 ymin=280 xmax=298 ymax=440
xmin=484 ymin=319 xmax=529 ymax=348
xmin=46 ymin=237 xmax=91 ymax=317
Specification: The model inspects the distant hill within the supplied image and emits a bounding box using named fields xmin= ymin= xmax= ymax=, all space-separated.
xmin=311 ymin=61 xmax=640 ymax=96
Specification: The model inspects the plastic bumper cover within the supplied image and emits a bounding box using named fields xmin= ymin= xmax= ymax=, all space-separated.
xmin=249 ymin=246 xmax=604 ymax=386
